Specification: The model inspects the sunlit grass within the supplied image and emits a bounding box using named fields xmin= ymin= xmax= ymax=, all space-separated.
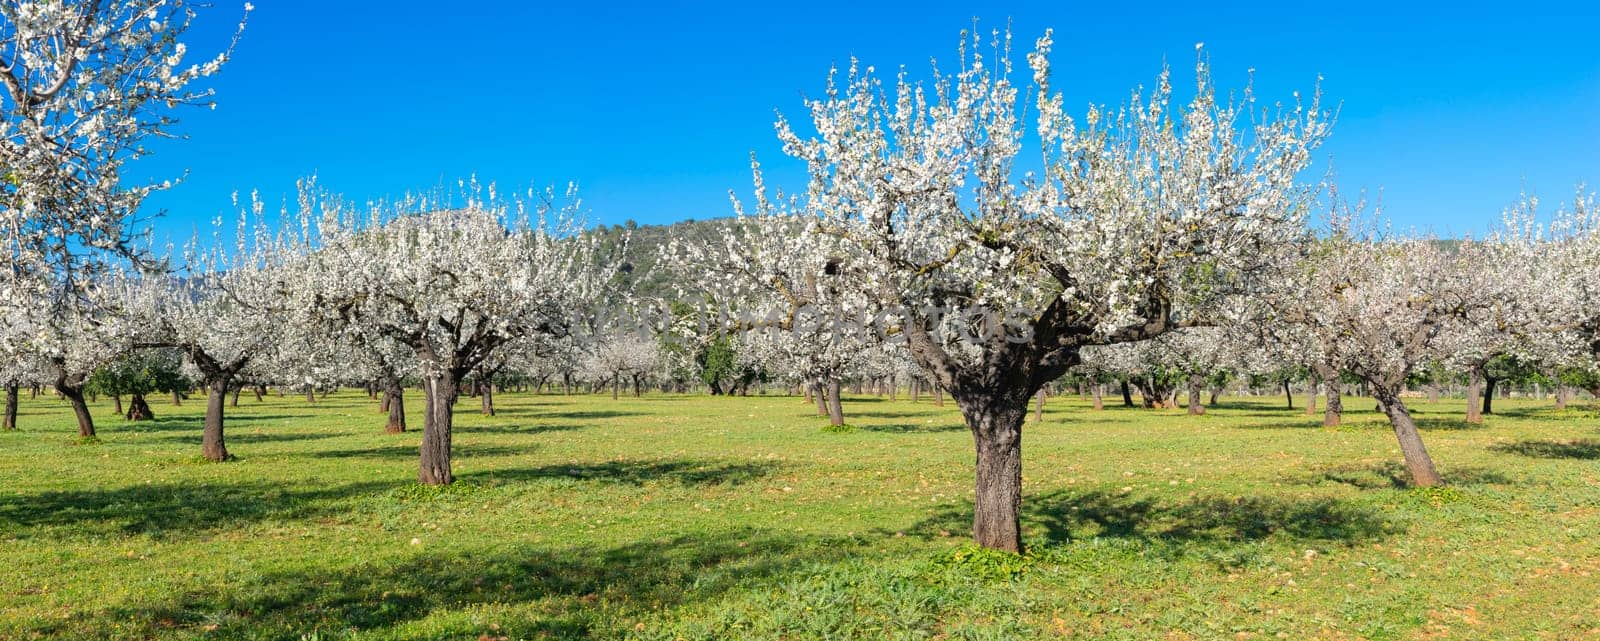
xmin=1 ymin=389 xmax=1596 ymax=640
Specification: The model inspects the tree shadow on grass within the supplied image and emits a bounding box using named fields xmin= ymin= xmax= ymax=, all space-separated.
xmin=1410 ymin=417 xmax=1486 ymax=431
xmin=1301 ymin=461 xmax=1515 ymax=489
xmin=1490 ymin=439 xmax=1600 ymax=460
xmin=311 ymin=444 xmax=532 ymax=460
xmin=472 ymin=406 xmax=642 ymax=423
xmin=90 ymin=531 xmax=841 ymax=641
xmin=144 ymin=430 xmax=347 ymax=445
xmin=456 ymin=421 xmax=592 ymax=435
xmin=0 ymin=479 xmax=400 ymax=538
xmin=901 ymin=488 xmax=1395 ymax=547
xmin=462 ymin=459 xmax=780 ymax=487
xmin=855 ymin=422 xmax=966 ymax=434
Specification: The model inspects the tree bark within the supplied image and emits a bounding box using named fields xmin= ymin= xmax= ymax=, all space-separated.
xmin=3 ymin=384 xmax=17 ymax=430
xmin=1481 ymin=377 xmax=1497 ymax=416
xmin=202 ymin=378 xmax=231 ymax=461
xmin=1186 ymin=375 xmax=1205 ymax=415
xmin=1555 ymin=386 xmax=1570 ymax=410
xmin=253 ymin=385 xmax=265 ymax=402
xmin=171 ymin=389 xmax=182 ymax=406
xmin=1323 ymin=380 xmax=1343 ymax=427
xmin=386 ymin=381 xmax=407 ymax=434
xmin=1120 ymin=380 xmax=1134 ymax=407
xmin=1091 ymin=383 xmax=1104 ymax=411
xmin=1373 ymin=386 xmax=1442 ymax=487
xmin=112 ymin=393 xmax=124 ymax=417
xmin=230 ymin=384 xmax=242 ymax=408
xmin=1304 ymin=378 xmax=1318 ymax=416
xmin=380 ymin=389 xmax=392 ymax=413
xmin=1465 ymin=369 xmax=1484 ymax=424
xmin=934 ymin=384 xmax=944 ymax=407
xmin=126 ymin=393 xmax=154 ymax=421
xmin=1283 ymin=380 xmax=1294 ymax=410
xmin=304 ymin=386 xmax=316 ymax=404
xmin=55 ymin=375 xmax=94 ymax=438
xmin=963 ymin=398 xmax=1026 ymax=554
xmin=418 ymin=372 xmax=458 ymax=485
xmin=826 ymin=378 xmax=845 ymax=426
xmin=480 ymin=378 xmax=495 ymax=416
xmin=1034 ymin=388 xmax=1046 ymax=422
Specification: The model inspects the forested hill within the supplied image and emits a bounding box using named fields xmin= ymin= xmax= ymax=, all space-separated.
xmin=588 ymin=217 xmax=735 ymax=301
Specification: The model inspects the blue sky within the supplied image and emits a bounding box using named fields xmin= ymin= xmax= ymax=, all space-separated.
xmin=135 ymin=1 xmax=1599 ymax=243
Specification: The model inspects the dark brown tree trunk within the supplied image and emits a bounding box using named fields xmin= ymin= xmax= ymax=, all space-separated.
xmin=1304 ymin=378 xmax=1318 ymax=416
xmin=1283 ymin=380 xmax=1294 ymax=410
xmin=202 ymin=378 xmax=231 ymax=461
xmin=253 ymin=385 xmax=265 ymax=402
xmin=386 ymin=382 xmax=407 ymax=433
xmin=230 ymin=384 xmax=242 ymax=408
xmin=802 ymin=383 xmax=813 ymax=404
xmin=1 ymin=382 xmax=17 ymax=428
xmin=1186 ymin=375 xmax=1205 ymax=415
xmin=1372 ymin=386 xmax=1442 ymax=487
xmin=480 ymin=379 xmax=495 ymax=416
xmin=55 ymin=376 xmax=95 ymax=438
xmin=1091 ymin=383 xmax=1104 ymax=410
xmin=1482 ymin=377 xmax=1497 ymax=416
xmin=380 ymin=389 xmax=392 ymax=413
xmin=962 ymin=398 xmax=1027 ymax=554
xmin=813 ymin=381 xmax=827 ymax=416
xmin=112 ymin=393 xmax=124 ymax=417
xmin=171 ymin=389 xmax=182 ymax=406
xmin=826 ymin=378 xmax=844 ymax=426
xmin=888 ymin=376 xmax=897 ymax=401
xmin=126 ymin=394 xmax=154 ymax=421
xmin=418 ymin=372 xmax=458 ymax=485
xmin=1464 ymin=368 xmax=1484 ymax=424
xmin=1121 ymin=380 xmax=1134 ymax=407
xmin=1208 ymin=387 xmax=1220 ymax=406
xmin=3 ymin=384 xmax=17 ymax=430
xmin=305 ymin=386 xmax=316 ymax=404
xmin=1323 ymin=380 xmax=1343 ymax=427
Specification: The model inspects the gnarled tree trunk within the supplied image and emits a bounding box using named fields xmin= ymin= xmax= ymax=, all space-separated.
xmin=54 ymin=372 xmax=94 ymax=438
xmin=418 ymin=371 xmax=459 ymax=485
xmin=1323 ymin=380 xmax=1343 ymax=427
xmin=126 ymin=393 xmax=154 ymax=421
xmin=1120 ymin=380 xmax=1134 ymax=407
xmin=1465 ymin=369 xmax=1484 ymax=424
xmin=3 ymin=384 xmax=17 ymax=430
xmin=825 ymin=378 xmax=844 ymax=426
xmin=386 ymin=380 xmax=407 ymax=433
xmin=202 ymin=377 xmax=231 ymax=461
xmin=958 ymin=392 xmax=1028 ymax=554
xmin=1372 ymin=385 xmax=1442 ymax=487
xmin=1186 ymin=375 xmax=1205 ymax=415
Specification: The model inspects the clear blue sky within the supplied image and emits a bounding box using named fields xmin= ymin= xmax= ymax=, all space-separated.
xmin=136 ymin=0 xmax=1599 ymax=243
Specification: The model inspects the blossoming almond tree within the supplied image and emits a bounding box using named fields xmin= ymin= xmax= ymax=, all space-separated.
xmin=122 ymin=196 xmax=299 ymax=461
xmin=768 ymin=30 xmax=1327 ymax=551
xmin=0 ymin=0 xmax=247 ymax=299
xmin=304 ymin=184 xmax=609 ymax=485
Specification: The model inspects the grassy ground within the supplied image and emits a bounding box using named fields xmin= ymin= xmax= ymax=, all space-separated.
xmin=1 ymin=388 xmax=1597 ymax=640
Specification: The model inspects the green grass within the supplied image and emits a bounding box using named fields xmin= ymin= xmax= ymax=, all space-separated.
xmin=2 ymin=390 xmax=1598 ymax=640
